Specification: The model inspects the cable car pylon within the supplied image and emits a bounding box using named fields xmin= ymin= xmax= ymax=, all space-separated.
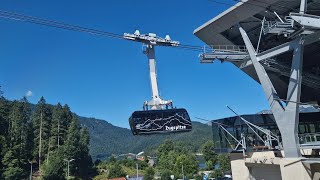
xmin=124 ymin=30 xmax=192 ymax=135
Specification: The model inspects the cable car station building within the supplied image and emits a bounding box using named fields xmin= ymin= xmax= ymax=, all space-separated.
xmin=212 ymin=111 xmax=320 ymax=153
xmin=194 ymin=0 xmax=320 ymax=179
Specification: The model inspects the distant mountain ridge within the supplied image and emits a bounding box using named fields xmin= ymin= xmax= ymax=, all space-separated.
xmin=78 ymin=116 xmax=213 ymax=160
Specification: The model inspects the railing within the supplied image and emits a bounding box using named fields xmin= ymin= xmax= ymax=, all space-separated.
xmin=299 ymin=133 xmax=320 ymax=145
xmin=262 ymin=19 xmax=294 ymax=35
xmin=203 ymin=45 xmax=248 ymax=53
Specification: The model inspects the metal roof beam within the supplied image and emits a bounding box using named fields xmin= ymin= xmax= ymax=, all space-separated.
xmin=257 ymin=40 xmax=296 ymax=60
xmin=240 ymin=30 xmax=320 ymax=67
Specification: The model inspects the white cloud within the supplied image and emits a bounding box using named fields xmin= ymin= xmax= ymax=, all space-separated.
xmin=26 ymin=90 xmax=33 ymax=97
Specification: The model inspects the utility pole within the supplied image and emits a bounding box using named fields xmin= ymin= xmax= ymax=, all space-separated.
xmin=136 ymin=163 xmax=139 ymax=180
xmin=64 ymin=159 xmax=75 ymax=178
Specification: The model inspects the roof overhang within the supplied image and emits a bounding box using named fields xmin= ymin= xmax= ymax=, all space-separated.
xmin=194 ymin=0 xmax=320 ymax=104
xmin=194 ymin=0 xmax=281 ymax=45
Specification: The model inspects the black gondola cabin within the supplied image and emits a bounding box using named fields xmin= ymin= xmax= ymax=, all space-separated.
xmin=129 ymin=108 xmax=192 ymax=135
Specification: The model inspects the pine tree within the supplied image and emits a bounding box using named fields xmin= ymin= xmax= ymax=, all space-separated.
xmin=0 ymin=91 xmax=94 ymax=179
xmin=64 ymin=116 xmax=81 ymax=176
xmin=48 ymin=103 xmax=64 ymax=160
xmin=22 ymin=97 xmax=34 ymax=163
xmin=2 ymin=149 xmax=24 ymax=180
xmin=32 ymin=97 xmax=52 ymax=173
xmin=20 ymin=97 xmax=33 ymax=173
xmin=20 ymin=97 xmax=33 ymax=163
xmin=2 ymin=99 xmax=31 ymax=179
xmin=78 ymin=127 xmax=93 ymax=178
xmin=60 ymin=104 xmax=72 ymax=145
xmin=0 ymin=94 xmax=10 ymax=175
xmin=42 ymin=149 xmax=66 ymax=180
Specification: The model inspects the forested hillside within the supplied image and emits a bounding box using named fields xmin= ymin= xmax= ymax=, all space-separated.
xmin=79 ymin=117 xmax=213 ymax=160
xmin=0 ymin=90 xmax=92 ymax=179
xmin=0 ymin=86 xmax=214 ymax=179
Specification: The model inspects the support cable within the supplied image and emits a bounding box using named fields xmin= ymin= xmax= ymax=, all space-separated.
xmin=0 ymin=10 xmax=203 ymax=52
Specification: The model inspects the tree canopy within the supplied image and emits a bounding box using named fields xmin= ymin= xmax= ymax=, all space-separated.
xmin=157 ymin=140 xmax=199 ymax=179
xmin=0 ymin=95 xmax=93 ymax=179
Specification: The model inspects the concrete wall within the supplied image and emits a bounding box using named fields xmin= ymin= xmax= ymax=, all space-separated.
xmin=279 ymin=158 xmax=320 ymax=180
xmin=230 ymin=152 xmax=320 ymax=180
xmin=230 ymin=152 xmax=251 ymax=180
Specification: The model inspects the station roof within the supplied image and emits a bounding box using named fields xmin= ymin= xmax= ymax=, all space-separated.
xmin=194 ymin=0 xmax=320 ymax=104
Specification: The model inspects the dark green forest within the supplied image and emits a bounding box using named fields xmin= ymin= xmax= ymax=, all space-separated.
xmin=0 ymin=88 xmax=92 ymax=180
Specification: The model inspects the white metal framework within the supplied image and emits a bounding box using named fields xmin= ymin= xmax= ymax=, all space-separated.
xmin=195 ymin=117 xmax=246 ymax=153
xmin=124 ymin=30 xmax=179 ymax=110
xmin=227 ymin=105 xmax=280 ymax=150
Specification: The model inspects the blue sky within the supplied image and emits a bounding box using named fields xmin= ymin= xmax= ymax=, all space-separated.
xmin=0 ymin=0 xmax=269 ymax=128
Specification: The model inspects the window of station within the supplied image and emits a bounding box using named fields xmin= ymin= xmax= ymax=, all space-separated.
xmin=212 ymin=113 xmax=320 ymax=150
xmin=310 ymin=124 xmax=316 ymax=133
xmin=299 ymin=124 xmax=306 ymax=133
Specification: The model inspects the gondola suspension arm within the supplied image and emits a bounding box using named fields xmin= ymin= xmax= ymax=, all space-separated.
xmin=124 ymin=30 xmax=179 ymax=110
xmin=143 ymin=44 xmax=172 ymax=110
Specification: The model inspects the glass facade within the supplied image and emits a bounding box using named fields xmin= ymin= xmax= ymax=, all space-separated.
xmin=211 ymin=112 xmax=320 ymax=152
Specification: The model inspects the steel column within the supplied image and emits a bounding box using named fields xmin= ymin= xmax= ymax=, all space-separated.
xmin=145 ymin=45 xmax=160 ymax=101
xmin=239 ymin=27 xmax=284 ymax=112
xmin=239 ymin=26 xmax=303 ymax=158
xmin=300 ymin=0 xmax=307 ymax=14
xmin=281 ymin=41 xmax=304 ymax=157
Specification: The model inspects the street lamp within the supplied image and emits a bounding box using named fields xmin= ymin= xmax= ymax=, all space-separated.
xmin=170 ymin=175 xmax=175 ymax=180
xmin=135 ymin=151 xmax=144 ymax=159
xmin=29 ymin=161 xmax=33 ymax=180
xmin=135 ymin=151 xmax=144 ymax=180
xmin=136 ymin=163 xmax=139 ymax=180
xmin=64 ymin=158 xmax=75 ymax=178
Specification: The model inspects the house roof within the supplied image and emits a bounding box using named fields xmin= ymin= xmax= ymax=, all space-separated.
xmin=108 ymin=177 xmax=126 ymax=180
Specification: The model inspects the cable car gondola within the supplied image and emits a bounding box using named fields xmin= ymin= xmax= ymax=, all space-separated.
xmin=124 ymin=31 xmax=192 ymax=135
xmin=129 ymin=108 xmax=192 ymax=135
